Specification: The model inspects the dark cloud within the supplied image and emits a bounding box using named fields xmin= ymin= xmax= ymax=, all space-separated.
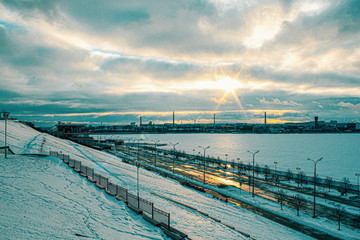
xmin=0 ymin=0 xmax=360 ymax=124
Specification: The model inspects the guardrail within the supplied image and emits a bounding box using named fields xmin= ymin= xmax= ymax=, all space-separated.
xmin=49 ymin=151 xmax=173 ymax=232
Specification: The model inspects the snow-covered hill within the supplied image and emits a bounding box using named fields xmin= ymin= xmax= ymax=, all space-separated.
xmin=1 ymin=120 xmax=358 ymax=239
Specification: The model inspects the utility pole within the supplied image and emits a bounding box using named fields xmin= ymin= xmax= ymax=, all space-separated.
xmin=248 ymin=150 xmax=260 ymax=197
xmin=355 ymin=173 xmax=360 ymax=197
xmin=307 ymin=157 xmax=323 ymax=218
xmin=199 ymin=146 xmax=210 ymax=184
xmin=151 ymin=140 xmax=160 ymax=166
xmin=169 ymin=142 xmax=179 ymax=173
xmin=1 ymin=111 xmax=10 ymax=158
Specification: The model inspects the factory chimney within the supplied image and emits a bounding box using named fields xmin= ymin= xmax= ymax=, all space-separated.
xmin=173 ymin=111 xmax=175 ymax=127
xmin=264 ymin=112 xmax=267 ymax=126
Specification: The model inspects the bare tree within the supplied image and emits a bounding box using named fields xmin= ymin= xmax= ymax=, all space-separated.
xmin=298 ymin=171 xmax=306 ymax=186
xmin=331 ymin=204 xmax=347 ymax=230
xmin=264 ymin=165 xmax=270 ymax=180
xmin=318 ymin=187 xmax=328 ymax=202
xmin=255 ymin=163 xmax=260 ymax=176
xmin=275 ymin=189 xmax=287 ymax=210
xmin=325 ymin=176 xmax=334 ymax=191
xmin=340 ymin=177 xmax=350 ymax=196
xmin=286 ymin=168 xmax=293 ymax=182
xmin=288 ymin=194 xmax=306 ymax=216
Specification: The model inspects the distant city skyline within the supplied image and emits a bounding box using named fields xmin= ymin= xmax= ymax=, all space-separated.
xmin=1 ymin=1 xmax=359 ymax=125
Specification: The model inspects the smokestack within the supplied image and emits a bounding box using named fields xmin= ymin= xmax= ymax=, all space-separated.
xmin=264 ymin=112 xmax=267 ymax=126
xmin=140 ymin=116 xmax=142 ymax=127
xmin=173 ymin=111 xmax=175 ymax=127
xmin=214 ymin=113 xmax=216 ymax=125
xmin=315 ymin=116 xmax=318 ymax=129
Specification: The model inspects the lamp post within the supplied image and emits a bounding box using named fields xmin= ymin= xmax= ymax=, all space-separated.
xmin=169 ymin=142 xmax=179 ymax=173
xmin=151 ymin=140 xmax=160 ymax=166
xmin=296 ymin=167 xmax=301 ymax=186
xmin=136 ymin=139 xmax=142 ymax=161
xmin=237 ymin=157 xmax=241 ymax=194
xmin=355 ymin=173 xmax=360 ymax=197
xmin=199 ymin=146 xmax=210 ymax=184
xmin=307 ymin=157 xmax=323 ymax=218
xmin=247 ymin=150 xmax=260 ymax=197
xmin=136 ymin=161 xmax=141 ymax=209
xmin=125 ymin=137 xmax=133 ymax=155
xmin=225 ymin=154 xmax=228 ymax=168
xmin=1 ymin=111 xmax=10 ymax=158
xmin=274 ymin=161 xmax=278 ymax=185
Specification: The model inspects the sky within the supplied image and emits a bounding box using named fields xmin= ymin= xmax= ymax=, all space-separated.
xmin=0 ymin=0 xmax=360 ymax=126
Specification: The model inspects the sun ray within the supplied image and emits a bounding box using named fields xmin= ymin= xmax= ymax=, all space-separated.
xmin=215 ymin=90 xmax=230 ymax=111
xmin=231 ymin=90 xmax=248 ymax=120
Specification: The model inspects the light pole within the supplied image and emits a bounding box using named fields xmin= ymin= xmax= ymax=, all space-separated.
xmin=296 ymin=167 xmax=301 ymax=186
xmin=248 ymin=150 xmax=260 ymax=197
xmin=307 ymin=157 xmax=323 ymax=218
xmin=1 ymin=111 xmax=10 ymax=158
xmin=136 ymin=139 xmax=142 ymax=161
xmin=237 ymin=157 xmax=241 ymax=194
xmin=225 ymin=154 xmax=228 ymax=168
xmin=274 ymin=161 xmax=278 ymax=184
xmin=169 ymin=142 xmax=179 ymax=173
xmin=136 ymin=161 xmax=141 ymax=209
xmin=355 ymin=173 xmax=360 ymax=197
xmin=151 ymin=140 xmax=160 ymax=166
xmin=199 ymin=146 xmax=210 ymax=184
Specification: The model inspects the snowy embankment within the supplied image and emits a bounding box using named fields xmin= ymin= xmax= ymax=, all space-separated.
xmin=0 ymin=120 xmax=355 ymax=239
xmin=0 ymin=154 xmax=167 ymax=239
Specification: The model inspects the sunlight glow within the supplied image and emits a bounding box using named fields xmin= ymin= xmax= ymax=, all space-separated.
xmin=215 ymin=76 xmax=244 ymax=91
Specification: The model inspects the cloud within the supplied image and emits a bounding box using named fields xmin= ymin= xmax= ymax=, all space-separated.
xmin=257 ymin=97 xmax=303 ymax=106
xmin=0 ymin=0 xmax=360 ymax=124
xmin=337 ymin=101 xmax=360 ymax=110
xmin=210 ymin=97 xmax=230 ymax=105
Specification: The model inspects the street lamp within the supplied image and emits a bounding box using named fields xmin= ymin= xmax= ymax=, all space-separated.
xmin=274 ymin=161 xmax=278 ymax=184
xmin=247 ymin=150 xmax=260 ymax=197
xmin=136 ymin=139 xmax=142 ymax=161
xmin=225 ymin=154 xmax=228 ymax=168
xmin=296 ymin=167 xmax=301 ymax=186
xmin=237 ymin=157 xmax=242 ymax=194
xmin=151 ymin=140 xmax=160 ymax=166
xmin=136 ymin=161 xmax=141 ymax=209
xmin=307 ymin=157 xmax=323 ymax=218
xmin=1 ymin=111 xmax=10 ymax=158
xmin=169 ymin=142 xmax=179 ymax=173
xmin=199 ymin=145 xmax=210 ymax=184
xmin=355 ymin=173 xmax=360 ymax=197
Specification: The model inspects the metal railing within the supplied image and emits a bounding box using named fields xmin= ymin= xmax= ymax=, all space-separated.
xmin=49 ymin=151 xmax=171 ymax=228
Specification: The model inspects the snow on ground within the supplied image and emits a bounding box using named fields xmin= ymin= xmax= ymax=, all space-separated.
xmin=0 ymin=120 xmax=356 ymax=239
xmin=0 ymin=154 xmax=167 ymax=239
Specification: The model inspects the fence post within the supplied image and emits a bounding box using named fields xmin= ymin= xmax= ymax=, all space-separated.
xmin=151 ymin=202 xmax=154 ymax=219
xmin=168 ymin=213 xmax=170 ymax=229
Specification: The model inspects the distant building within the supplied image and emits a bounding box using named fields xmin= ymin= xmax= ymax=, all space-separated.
xmin=55 ymin=122 xmax=94 ymax=144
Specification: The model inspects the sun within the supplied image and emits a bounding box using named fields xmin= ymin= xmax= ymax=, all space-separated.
xmin=215 ymin=76 xmax=244 ymax=92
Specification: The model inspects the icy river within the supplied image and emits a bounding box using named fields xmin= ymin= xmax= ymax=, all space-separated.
xmin=93 ymin=133 xmax=360 ymax=183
